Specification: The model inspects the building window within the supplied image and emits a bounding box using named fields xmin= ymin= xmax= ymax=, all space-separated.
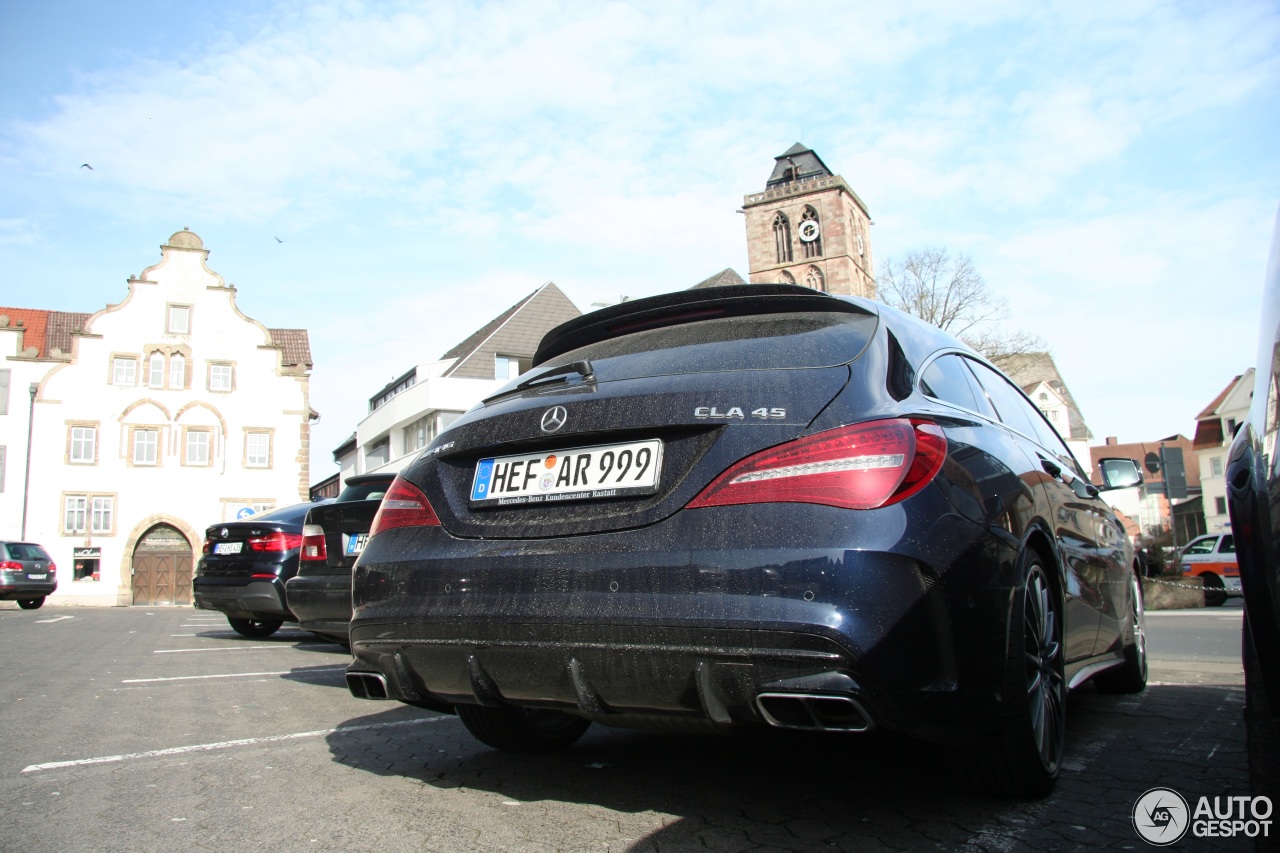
xmin=0 ymin=368 xmax=9 ymax=415
xmin=167 ymin=305 xmax=191 ymax=334
xmin=245 ymin=431 xmax=271 ymax=468
xmin=365 ymin=437 xmax=390 ymax=468
xmin=494 ymin=355 xmax=529 ymax=381
xmin=185 ymin=430 xmax=211 ymax=466
xmin=64 ymin=496 xmax=87 ymax=533
xmin=64 ymin=494 xmax=115 ymax=534
xmin=169 ymin=353 xmax=186 ymax=389
xmin=1210 ymin=456 xmax=1224 ymax=477
xmin=803 ymin=265 xmax=825 ymax=292
xmin=148 ymin=352 xmax=166 ymax=387
xmin=1215 ymin=496 xmax=1228 ymax=515
xmin=799 ymin=206 xmax=823 ymax=258
xmin=772 ymin=212 xmax=793 ymax=264
xmin=69 ymin=425 xmax=97 ymax=464
xmin=404 ymin=416 xmax=431 ymax=452
xmin=91 ymin=496 xmax=114 ymax=533
xmin=112 ymin=357 xmax=137 ymax=386
xmin=132 ymin=428 xmax=159 ymax=466
xmin=209 ymin=363 xmax=234 ymax=392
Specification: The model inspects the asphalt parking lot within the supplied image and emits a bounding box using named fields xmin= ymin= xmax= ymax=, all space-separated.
xmin=0 ymin=602 xmax=1257 ymax=852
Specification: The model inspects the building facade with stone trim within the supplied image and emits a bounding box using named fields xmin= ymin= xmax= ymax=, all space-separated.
xmin=2 ymin=229 xmax=313 ymax=606
xmin=1193 ymin=370 xmax=1253 ymax=536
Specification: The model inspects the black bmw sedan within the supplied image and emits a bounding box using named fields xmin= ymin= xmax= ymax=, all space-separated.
xmin=346 ymin=283 xmax=1146 ymax=798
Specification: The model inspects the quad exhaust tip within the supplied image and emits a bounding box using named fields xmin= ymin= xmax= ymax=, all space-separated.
xmin=755 ymin=693 xmax=874 ymax=732
xmin=346 ymin=671 xmax=390 ymax=700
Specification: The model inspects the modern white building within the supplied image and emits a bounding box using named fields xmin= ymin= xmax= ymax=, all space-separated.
xmin=1194 ymin=369 xmax=1254 ymax=534
xmin=332 ymin=282 xmax=581 ymax=485
xmin=3 ymin=229 xmax=313 ymax=606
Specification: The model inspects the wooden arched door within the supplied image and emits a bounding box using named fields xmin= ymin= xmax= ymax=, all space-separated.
xmin=132 ymin=524 xmax=193 ymax=606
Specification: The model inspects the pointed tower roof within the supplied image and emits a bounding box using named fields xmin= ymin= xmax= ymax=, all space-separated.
xmin=765 ymin=143 xmax=835 ymax=190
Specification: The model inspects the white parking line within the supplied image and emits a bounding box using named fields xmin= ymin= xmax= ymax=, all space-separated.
xmin=154 ymin=643 xmax=332 ymax=653
xmin=21 ymin=717 xmax=447 ymax=773
xmin=122 ymin=666 xmax=347 ymax=684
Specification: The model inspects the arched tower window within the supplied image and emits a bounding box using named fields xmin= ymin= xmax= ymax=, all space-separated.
xmin=772 ymin=212 xmax=793 ymax=264
xmin=800 ymin=206 xmax=823 ymax=258
xmin=804 ymin=265 xmax=826 ymax=293
xmin=779 ymin=270 xmax=796 ymax=285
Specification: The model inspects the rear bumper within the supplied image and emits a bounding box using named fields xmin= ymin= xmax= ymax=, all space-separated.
xmin=349 ymin=502 xmax=1016 ymax=743
xmin=285 ymin=574 xmax=352 ymax=635
xmin=193 ymin=578 xmax=292 ymax=620
xmin=0 ymin=582 xmax=57 ymax=601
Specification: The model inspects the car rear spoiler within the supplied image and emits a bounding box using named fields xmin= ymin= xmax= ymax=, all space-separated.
xmin=534 ymin=284 xmax=873 ymax=367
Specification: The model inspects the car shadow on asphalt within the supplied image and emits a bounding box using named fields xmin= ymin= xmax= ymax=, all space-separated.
xmin=321 ymin=682 xmax=1251 ymax=851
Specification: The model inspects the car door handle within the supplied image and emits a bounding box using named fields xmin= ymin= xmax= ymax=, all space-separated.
xmin=1041 ymin=458 xmax=1062 ymax=479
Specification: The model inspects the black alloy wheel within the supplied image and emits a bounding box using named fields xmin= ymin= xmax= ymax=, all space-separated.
xmin=961 ymin=555 xmax=1066 ymax=798
xmin=1201 ymin=572 xmax=1227 ymax=607
xmin=227 ymin=617 xmax=283 ymax=638
xmin=16 ymin=598 xmax=45 ymax=610
xmin=1095 ymin=570 xmax=1148 ymax=694
xmin=455 ymin=705 xmax=591 ymax=753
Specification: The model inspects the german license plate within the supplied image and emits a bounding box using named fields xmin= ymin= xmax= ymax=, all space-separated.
xmin=27 ymin=573 xmax=46 ymax=580
xmin=214 ymin=542 xmax=243 ymax=555
xmin=345 ymin=533 xmax=368 ymax=556
xmin=471 ymin=439 xmax=663 ymax=506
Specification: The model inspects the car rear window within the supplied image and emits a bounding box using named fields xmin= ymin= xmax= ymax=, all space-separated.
xmin=338 ymin=481 xmax=392 ymax=502
xmin=532 ymin=311 xmax=877 ymax=385
xmin=4 ymin=543 xmax=50 ymax=561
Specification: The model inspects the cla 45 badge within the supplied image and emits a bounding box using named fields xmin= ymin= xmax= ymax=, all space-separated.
xmin=694 ymin=406 xmax=786 ymax=420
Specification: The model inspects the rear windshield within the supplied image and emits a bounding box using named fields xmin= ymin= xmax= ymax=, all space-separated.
xmin=338 ymin=481 xmax=392 ymax=502
xmin=254 ymin=502 xmax=326 ymax=524
xmin=529 ymin=311 xmax=877 ymax=386
xmin=2 ymin=543 xmax=50 ymax=561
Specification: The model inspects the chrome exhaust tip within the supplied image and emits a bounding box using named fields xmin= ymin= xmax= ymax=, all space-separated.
xmin=346 ymin=671 xmax=390 ymax=700
xmin=755 ymin=693 xmax=874 ymax=732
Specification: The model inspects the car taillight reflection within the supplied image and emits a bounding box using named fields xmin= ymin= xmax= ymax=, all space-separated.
xmin=369 ymin=476 xmax=441 ymax=536
xmin=687 ymin=418 xmax=946 ymax=511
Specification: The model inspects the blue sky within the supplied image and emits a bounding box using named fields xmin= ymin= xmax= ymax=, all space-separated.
xmin=2 ymin=0 xmax=1277 ymax=480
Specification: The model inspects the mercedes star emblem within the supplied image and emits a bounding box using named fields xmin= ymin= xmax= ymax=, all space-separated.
xmin=540 ymin=406 xmax=568 ymax=433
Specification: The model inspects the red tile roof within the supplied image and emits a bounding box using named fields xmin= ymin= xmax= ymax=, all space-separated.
xmin=0 ymin=307 xmax=50 ymax=357
xmin=268 ymin=329 xmax=312 ymax=368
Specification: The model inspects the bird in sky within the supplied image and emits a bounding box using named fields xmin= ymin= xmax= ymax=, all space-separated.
xmin=274 ymin=236 xmax=285 ymax=243
xmin=80 ymin=163 xmax=93 ymax=170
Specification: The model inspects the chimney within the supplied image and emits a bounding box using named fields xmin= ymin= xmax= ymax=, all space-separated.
xmin=1105 ymin=437 xmax=1118 ymax=445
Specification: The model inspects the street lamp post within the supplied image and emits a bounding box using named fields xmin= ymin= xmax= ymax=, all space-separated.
xmin=21 ymin=382 xmax=36 ymax=539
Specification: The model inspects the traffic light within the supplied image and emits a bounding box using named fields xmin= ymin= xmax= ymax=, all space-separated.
xmin=1160 ymin=446 xmax=1188 ymax=500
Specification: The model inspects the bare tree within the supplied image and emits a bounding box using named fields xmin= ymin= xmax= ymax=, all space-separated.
xmin=877 ymin=246 xmax=1045 ymax=367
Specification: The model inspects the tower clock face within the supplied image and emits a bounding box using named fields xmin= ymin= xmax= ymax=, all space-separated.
xmin=798 ymin=220 xmax=820 ymax=242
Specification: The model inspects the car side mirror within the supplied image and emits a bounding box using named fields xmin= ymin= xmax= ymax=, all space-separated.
xmin=1098 ymin=457 xmax=1143 ymax=490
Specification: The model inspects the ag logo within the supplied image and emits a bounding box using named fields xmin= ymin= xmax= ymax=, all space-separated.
xmin=1133 ymin=787 xmax=1190 ymax=845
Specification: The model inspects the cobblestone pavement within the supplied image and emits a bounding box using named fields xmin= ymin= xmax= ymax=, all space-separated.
xmin=0 ymin=606 xmax=1255 ymax=852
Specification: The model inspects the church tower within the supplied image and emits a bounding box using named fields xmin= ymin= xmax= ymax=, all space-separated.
xmin=742 ymin=143 xmax=875 ymax=298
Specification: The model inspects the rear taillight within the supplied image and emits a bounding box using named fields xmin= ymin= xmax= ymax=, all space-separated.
xmin=300 ymin=524 xmax=327 ymax=561
xmin=247 ymin=531 xmax=303 ymax=552
xmin=202 ymin=538 xmax=213 ymax=555
xmin=369 ymin=476 xmax=441 ymax=536
xmin=0 ymin=561 xmax=21 ymax=571
xmin=687 ymin=418 xmax=946 ymax=511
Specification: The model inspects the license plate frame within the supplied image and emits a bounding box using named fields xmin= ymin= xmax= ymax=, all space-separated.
xmin=471 ymin=438 xmax=663 ymax=507
xmin=213 ymin=542 xmax=243 ymax=555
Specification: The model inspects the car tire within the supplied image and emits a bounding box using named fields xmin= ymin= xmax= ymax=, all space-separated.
xmin=1243 ymin=613 xmax=1280 ymax=833
xmin=227 ymin=617 xmax=283 ymax=638
xmin=455 ymin=705 xmax=591 ymax=753
xmin=1202 ymin=572 xmax=1227 ymax=607
xmin=960 ymin=554 xmax=1066 ymax=798
xmin=16 ymin=597 xmax=45 ymax=610
xmin=1094 ymin=570 xmax=1148 ymax=694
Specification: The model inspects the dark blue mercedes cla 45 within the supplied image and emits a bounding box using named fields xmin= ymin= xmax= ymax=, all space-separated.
xmin=346 ymin=283 xmax=1147 ymax=798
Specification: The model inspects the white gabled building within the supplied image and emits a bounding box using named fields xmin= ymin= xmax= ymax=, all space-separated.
xmin=4 ymin=229 xmax=314 ymax=606
xmin=335 ymin=282 xmax=582 ymax=483
xmin=1194 ymin=369 xmax=1254 ymax=534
